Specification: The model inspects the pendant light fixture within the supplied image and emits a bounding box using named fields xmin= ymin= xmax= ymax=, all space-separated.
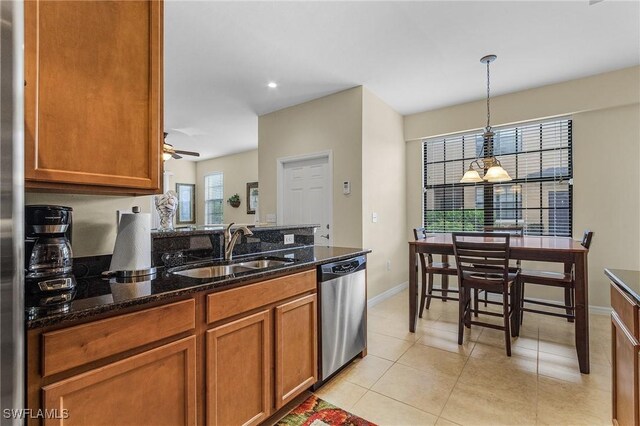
xmin=460 ymin=54 xmax=512 ymax=183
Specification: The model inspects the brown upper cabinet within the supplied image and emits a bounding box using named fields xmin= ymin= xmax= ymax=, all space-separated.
xmin=24 ymin=0 xmax=164 ymax=195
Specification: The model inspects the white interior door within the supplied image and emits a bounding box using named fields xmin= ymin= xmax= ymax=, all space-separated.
xmin=280 ymin=155 xmax=332 ymax=246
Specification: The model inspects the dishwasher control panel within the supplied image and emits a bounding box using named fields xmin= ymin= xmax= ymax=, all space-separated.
xmin=319 ymin=255 xmax=366 ymax=280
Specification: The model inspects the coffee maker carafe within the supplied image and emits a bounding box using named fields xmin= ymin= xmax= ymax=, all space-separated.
xmin=25 ymin=205 xmax=76 ymax=293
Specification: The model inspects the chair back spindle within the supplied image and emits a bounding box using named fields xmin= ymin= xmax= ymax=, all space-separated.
xmin=452 ymin=232 xmax=511 ymax=283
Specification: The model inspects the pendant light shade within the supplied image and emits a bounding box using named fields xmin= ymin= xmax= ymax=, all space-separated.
xmin=484 ymin=165 xmax=512 ymax=182
xmin=461 ymin=167 xmax=483 ymax=183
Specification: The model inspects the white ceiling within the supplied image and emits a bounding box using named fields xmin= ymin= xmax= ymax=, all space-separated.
xmin=164 ymin=0 xmax=640 ymax=161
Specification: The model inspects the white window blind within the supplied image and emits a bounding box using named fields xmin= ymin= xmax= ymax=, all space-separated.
xmin=204 ymin=172 xmax=224 ymax=225
xmin=423 ymin=118 xmax=572 ymax=236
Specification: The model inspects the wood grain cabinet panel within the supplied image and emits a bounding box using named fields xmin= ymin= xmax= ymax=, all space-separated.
xmin=43 ymin=299 xmax=195 ymax=376
xmin=42 ymin=336 xmax=196 ymax=426
xmin=24 ymin=0 xmax=163 ymax=194
xmin=612 ymin=284 xmax=639 ymax=339
xmin=207 ymin=269 xmax=316 ymax=323
xmin=206 ymin=310 xmax=271 ymax=426
xmin=274 ymin=294 xmax=318 ymax=409
xmin=612 ymin=311 xmax=640 ymax=426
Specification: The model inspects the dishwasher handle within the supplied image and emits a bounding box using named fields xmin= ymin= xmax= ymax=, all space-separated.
xmin=319 ymin=255 xmax=366 ymax=282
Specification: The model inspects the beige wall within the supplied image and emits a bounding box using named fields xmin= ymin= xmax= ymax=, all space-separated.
xmin=405 ymin=66 xmax=640 ymax=308
xmin=258 ymin=87 xmax=364 ymax=248
xmin=25 ymin=192 xmax=153 ymax=257
xmin=196 ymin=149 xmax=258 ymax=226
xmin=164 ymin=159 xmax=197 ymax=192
xmin=362 ymin=88 xmax=408 ymax=298
xmin=25 ymin=160 xmax=197 ymax=257
xmin=259 ymin=86 xmax=409 ymax=299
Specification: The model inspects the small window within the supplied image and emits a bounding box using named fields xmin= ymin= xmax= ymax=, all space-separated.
xmin=204 ymin=172 xmax=224 ymax=225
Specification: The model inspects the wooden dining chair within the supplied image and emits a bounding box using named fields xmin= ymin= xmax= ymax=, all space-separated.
xmin=475 ymin=226 xmax=524 ymax=312
xmin=413 ymin=227 xmax=458 ymax=317
xmin=453 ymin=232 xmax=520 ymax=356
xmin=519 ymin=230 xmax=594 ymax=324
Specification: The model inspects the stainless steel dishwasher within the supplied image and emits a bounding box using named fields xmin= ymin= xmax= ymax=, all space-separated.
xmin=318 ymin=255 xmax=367 ymax=382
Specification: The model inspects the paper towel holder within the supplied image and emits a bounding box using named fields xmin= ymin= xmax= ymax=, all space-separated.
xmin=104 ymin=205 xmax=157 ymax=280
xmin=102 ymin=268 xmax=158 ymax=280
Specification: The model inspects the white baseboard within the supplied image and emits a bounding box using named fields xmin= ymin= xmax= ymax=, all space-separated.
xmin=367 ymin=281 xmax=408 ymax=308
xmin=483 ymin=292 xmax=611 ymax=316
xmin=365 ymin=281 xmax=612 ymax=315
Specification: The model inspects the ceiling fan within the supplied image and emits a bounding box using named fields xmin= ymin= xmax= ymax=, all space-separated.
xmin=163 ymin=132 xmax=201 ymax=160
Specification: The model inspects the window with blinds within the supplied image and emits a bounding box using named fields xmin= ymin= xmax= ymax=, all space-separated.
xmin=423 ymin=118 xmax=572 ymax=236
xmin=204 ymin=172 xmax=224 ymax=225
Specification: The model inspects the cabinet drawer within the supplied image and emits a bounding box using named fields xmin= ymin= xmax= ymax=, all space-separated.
xmin=43 ymin=299 xmax=195 ymax=376
xmin=207 ymin=269 xmax=316 ymax=324
xmin=611 ymin=283 xmax=639 ymax=339
xmin=43 ymin=336 xmax=196 ymax=426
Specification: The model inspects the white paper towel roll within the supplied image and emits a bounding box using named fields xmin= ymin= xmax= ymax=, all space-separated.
xmin=109 ymin=212 xmax=152 ymax=272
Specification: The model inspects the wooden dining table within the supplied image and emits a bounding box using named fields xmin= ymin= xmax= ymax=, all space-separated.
xmin=408 ymin=233 xmax=591 ymax=373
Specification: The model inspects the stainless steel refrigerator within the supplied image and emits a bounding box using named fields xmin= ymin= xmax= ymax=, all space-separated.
xmin=1 ymin=0 xmax=25 ymax=423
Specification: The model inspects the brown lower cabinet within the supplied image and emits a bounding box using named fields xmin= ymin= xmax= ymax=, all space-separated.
xmin=274 ymin=294 xmax=318 ymax=409
xmin=42 ymin=337 xmax=196 ymax=426
xmin=207 ymin=310 xmax=272 ymax=426
xmin=205 ymin=273 xmax=318 ymax=426
xmin=28 ymin=269 xmax=318 ymax=426
xmin=611 ymin=282 xmax=640 ymax=425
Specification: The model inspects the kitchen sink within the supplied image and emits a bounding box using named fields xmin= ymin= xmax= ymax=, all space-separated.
xmin=234 ymin=259 xmax=294 ymax=269
xmin=171 ymin=257 xmax=297 ymax=279
xmin=172 ymin=264 xmax=255 ymax=279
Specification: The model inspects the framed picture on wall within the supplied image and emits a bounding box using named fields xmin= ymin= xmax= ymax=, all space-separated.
xmin=246 ymin=182 xmax=258 ymax=215
xmin=176 ymin=183 xmax=196 ymax=224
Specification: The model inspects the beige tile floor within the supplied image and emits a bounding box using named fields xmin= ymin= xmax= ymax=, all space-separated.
xmin=313 ymin=289 xmax=612 ymax=426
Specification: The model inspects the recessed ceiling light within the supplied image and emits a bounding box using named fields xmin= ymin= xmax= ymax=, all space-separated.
xmin=267 ymin=82 xmax=278 ymax=88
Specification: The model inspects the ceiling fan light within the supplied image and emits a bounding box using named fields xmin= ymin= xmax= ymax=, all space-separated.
xmin=162 ymin=152 xmax=173 ymax=161
xmin=484 ymin=165 xmax=512 ymax=182
xmin=460 ymin=168 xmax=483 ymax=183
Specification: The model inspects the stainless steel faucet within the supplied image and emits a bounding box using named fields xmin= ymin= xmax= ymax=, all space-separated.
xmin=224 ymin=223 xmax=254 ymax=261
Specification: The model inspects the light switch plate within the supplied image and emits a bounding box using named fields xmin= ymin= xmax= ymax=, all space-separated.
xmin=284 ymin=234 xmax=294 ymax=244
xmin=372 ymin=212 xmax=378 ymax=223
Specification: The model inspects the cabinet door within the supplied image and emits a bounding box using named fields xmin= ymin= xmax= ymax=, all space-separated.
xmin=42 ymin=336 xmax=196 ymax=426
xmin=24 ymin=0 xmax=163 ymax=194
xmin=612 ymin=312 xmax=640 ymax=426
xmin=206 ymin=310 xmax=271 ymax=426
xmin=274 ymin=293 xmax=317 ymax=409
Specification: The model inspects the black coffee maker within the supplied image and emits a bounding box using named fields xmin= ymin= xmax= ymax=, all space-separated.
xmin=25 ymin=205 xmax=76 ymax=293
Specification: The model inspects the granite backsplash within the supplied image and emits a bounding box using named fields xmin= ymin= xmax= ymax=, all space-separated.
xmin=150 ymin=224 xmax=317 ymax=267
xmin=74 ymin=224 xmax=319 ymax=274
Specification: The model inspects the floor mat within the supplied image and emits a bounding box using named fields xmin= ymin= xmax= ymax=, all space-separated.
xmin=276 ymin=395 xmax=376 ymax=426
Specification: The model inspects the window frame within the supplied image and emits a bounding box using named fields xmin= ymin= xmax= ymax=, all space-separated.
xmin=204 ymin=172 xmax=224 ymax=225
xmin=422 ymin=118 xmax=573 ymax=236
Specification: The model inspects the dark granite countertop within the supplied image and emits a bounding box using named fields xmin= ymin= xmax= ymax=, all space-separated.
xmin=26 ymin=245 xmax=370 ymax=330
xmin=152 ymin=224 xmax=320 ymax=238
xmin=605 ymin=268 xmax=640 ymax=304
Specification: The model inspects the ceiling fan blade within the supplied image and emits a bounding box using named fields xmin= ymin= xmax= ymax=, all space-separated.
xmin=172 ymin=153 xmax=183 ymax=160
xmin=173 ymin=150 xmax=201 ymax=157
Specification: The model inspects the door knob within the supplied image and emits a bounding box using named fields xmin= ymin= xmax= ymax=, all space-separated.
xmin=320 ymin=234 xmax=330 ymax=239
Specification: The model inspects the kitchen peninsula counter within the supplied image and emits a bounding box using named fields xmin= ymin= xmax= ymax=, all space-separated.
xmin=606 ymin=268 xmax=640 ymax=425
xmin=26 ymin=245 xmax=369 ymax=330
xmin=606 ymin=268 xmax=640 ymax=303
